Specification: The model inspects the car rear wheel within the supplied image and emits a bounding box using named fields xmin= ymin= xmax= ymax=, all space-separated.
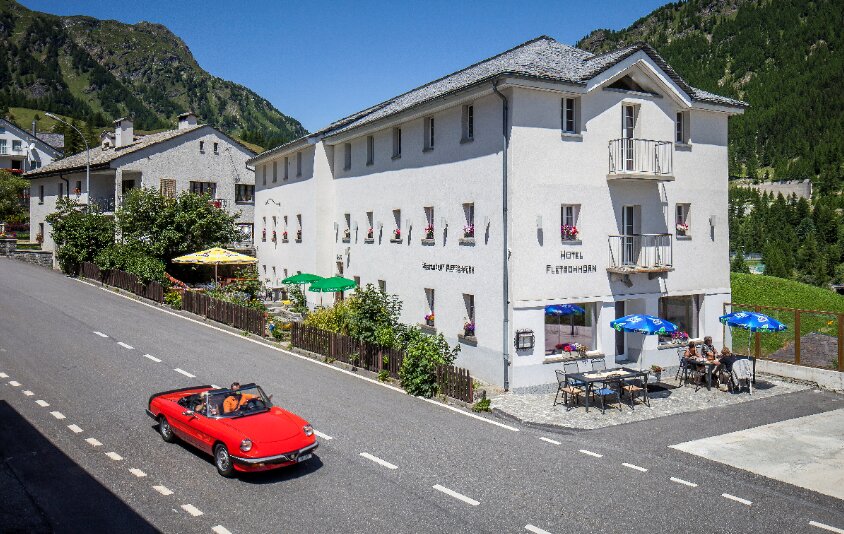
xmin=158 ymin=416 xmax=176 ymax=443
xmin=214 ymin=444 xmax=235 ymax=478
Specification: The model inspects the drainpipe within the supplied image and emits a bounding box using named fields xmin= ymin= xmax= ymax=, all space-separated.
xmin=59 ymin=174 xmax=70 ymax=201
xmin=492 ymin=80 xmax=510 ymax=391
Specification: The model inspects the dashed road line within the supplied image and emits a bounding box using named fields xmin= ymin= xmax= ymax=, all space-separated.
xmin=212 ymin=526 xmax=233 ymax=534
xmin=670 ymin=477 xmax=698 ymax=487
xmin=67 ymin=424 xmax=83 ymax=434
xmin=181 ymin=504 xmax=203 ymax=517
xmin=525 ymin=524 xmax=552 ymax=534
xmin=85 ymin=438 xmax=103 ymax=447
xmin=174 ymin=368 xmax=196 ymax=378
xmin=153 ymin=485 xmax=173 ymax=496
xmin=35 ymin=400 xmax=49 ymax=407
xmin=129 ymin=468 xmax=147 ymax=478
xmin=143 ymin=354 xmax=162 ymax=363
xmin=721 ymin=493 xmax=752 ymax=506
xmin=117 ymin=342 xmax=134 ymax=350
xmin=432 ymin=484 xmax=479 ymax=506
xmin=105 ymin=452 xmax=123 ymax=461
xmin=579 ymin=449 xmax=603 ymax=458
xmin=50 ymin=411 xmax=66 ymax=420
xmin=93 ymin=331 xmax=109 ymax=338
xmin=622 ymin=462 xmax=648 ymax=472
xmin=23 ymin=390 xmax=33 ymax=396
xmin=360 ymin=452 xmax=398 ymax=470
xmin=314 ymin=430 xmax=333 ymax=440
xmin=9 ymin=380 xmax=20 ymax=387
xmin=0 ymin=372 xmax=8 ymax=378
xmin=539 ymin=437 xmax=561 ymax=445
xmin=810 ymin=520 xmax=844 ymax=533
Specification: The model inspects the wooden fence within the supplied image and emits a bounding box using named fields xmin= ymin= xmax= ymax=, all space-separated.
xmin=182 ymin=290 xmax=266 ymax=336
xmin=290 ymin=323 xmax=474 ymax=402
xmin=79 ymin=262 xmax=165 ymax=303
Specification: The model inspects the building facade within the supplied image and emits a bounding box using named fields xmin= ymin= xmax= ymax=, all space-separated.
xmin=25 ymin=113 xmax=256 ymax=252
xmin=0 ymin=118 xmax=63 ymax=174
xmin=250 ymin=37 xmax=746 ymax=390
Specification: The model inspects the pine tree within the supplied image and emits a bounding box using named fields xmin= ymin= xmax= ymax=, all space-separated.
xmin=731 ymin=248 xmax=751 ymax=274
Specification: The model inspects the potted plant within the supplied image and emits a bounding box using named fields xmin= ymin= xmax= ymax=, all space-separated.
xmin=74 ymin=187 xmax=81 ymax=196
xmin=676 ymin=222 xmax=689 ymax=236
xmin=671 ymin=331 xmax=689 ymax=344
xmin=424 ymin=313 xmax=435 ymax=326
xmin=296 ymin=229 xmax=302 ymax=241
xmin=561 ymin=224 xmax=578 ymax=241
xmin=35 ymin=233 xmax=43 ymax=244
xmin=650 ymin=365 xmax=664 ymax=383
xmin=573 ymin=343 xmax=588 ymax=357
xmin=367 ymin=227 xmax=374 ymax=239
xmin=282 ymin=230 xmax=288 ymax=241
xmin=343 ymin=228 xmax=351 ymax=240
xmin=272 ymin=230 xmax=277 ymax=242
xmin=424 ymin=223 xmax=434 ymax=240
xmin=463 ymin=224 xmax=474 ymax=238
xmin=262 ymin=228 xmax=267 ymax=241
xmin=463 ymin=321 xmax=475 ymax=337
xmin=393 ymin=228 xmax=401 ymax=240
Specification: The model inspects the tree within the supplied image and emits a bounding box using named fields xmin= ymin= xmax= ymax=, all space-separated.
xmin=0 ymin=170 xmax=29 ymax=223
xmin=46 ymin=198 xmax=115 ymax=274
xmin=731 ymin=248 xmax=751 ymax=274
xmin=346 ymin=284 xmax=405 ymax=347
xmin=762 ymin=244 xmax=790 ymax=279
xmin=399 ymin=327 xmax=460 ymax=398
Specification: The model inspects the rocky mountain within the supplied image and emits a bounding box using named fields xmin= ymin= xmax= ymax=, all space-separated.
xmin=578 ymin=0 xmax=844 ymax=185
xmin=0 ymin=0 xmax=305 ymax=148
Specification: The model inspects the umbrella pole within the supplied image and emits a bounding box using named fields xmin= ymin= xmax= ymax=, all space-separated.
xmin=214 ymin=263 xmax=218 ymax=286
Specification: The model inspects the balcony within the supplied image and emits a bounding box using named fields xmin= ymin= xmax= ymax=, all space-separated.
xmin=608 ymin=139 xmax=673 ymax=181
xmin=209 ymin=198 xmax=229 ymax=209
xmin=608 ymin=234 xmax=673 ymax=274
xmin=89 ymin=196 xmax=116 ymax=213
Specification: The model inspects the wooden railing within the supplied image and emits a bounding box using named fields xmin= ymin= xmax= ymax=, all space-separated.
xmin=79 ymin=262 xmax=165 ymax=303
xmin=436 ymin=365 xmax=474 ymax=403
xmin=182 ymin=291 xmax=266 ymax=336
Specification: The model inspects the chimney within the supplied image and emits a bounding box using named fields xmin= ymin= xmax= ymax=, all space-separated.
xmin=114 ymin=117 xmax=133 ymax=148
xmin=178 ymin=111 xmax=197 ymax=130
xmin=32 ymin=119 xmax=36 ymax=137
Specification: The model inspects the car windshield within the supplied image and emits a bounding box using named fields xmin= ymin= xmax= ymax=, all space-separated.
xmin=205 ymin=385 xmax=272 ymax=418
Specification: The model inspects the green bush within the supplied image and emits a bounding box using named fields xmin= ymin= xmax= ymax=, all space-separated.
xmin=289 ymin=285 xmax=308 ymax=315
xmin=472 ymin=398 xmax=491 ymax=412
xmin=94 ymin=243 xmax=166 ymax=283
xmin=46 ymin=198 xmax=115 ymax=274
xmin=304 ymin=300 xmax=351 ymax=333
xmin=164 ymin=290 xmax=182 ymax=310
xmin=398 ymin=327 xmax=459 ymax=398
xmin=347 ymin=284 xmax=405 ymax=347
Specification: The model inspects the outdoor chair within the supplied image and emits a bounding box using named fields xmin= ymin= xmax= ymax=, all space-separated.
xmin=591 ymin=382 xmax=622 ymax=414
xmin=731 ymin=359 xmax=754 ymax=394
xmin=620 ymin=377 xmax=649 ymax=409
xmin=590 ymin=358 xmax=606 ymax=371
xmin=675 ymin=348 xmax=703 ymax=387
xmin=563 ymin=361 xmax=584 ymax=386
xmin=553 ymin=369 xmax=583 ymax=410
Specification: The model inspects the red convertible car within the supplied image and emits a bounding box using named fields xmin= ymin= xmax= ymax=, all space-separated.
xmin=146 ymin=383 xmax=317 ymax=477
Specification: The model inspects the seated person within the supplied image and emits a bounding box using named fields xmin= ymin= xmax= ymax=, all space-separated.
xmin=683 ymin=341 xmax=699 ymax=360
xmin=192 ymin=392 xmax=208 ymax=414
xmin=719 ymin=347 xmax=739 ymax=372
xmin=700 ymin=336 xmax=718 ymax=360
xmin=223 ymin=382 xmax=256 ymax=414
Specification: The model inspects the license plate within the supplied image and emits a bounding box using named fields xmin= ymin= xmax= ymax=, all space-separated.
xmin=297 ymin=453 xmax=312 ymax=463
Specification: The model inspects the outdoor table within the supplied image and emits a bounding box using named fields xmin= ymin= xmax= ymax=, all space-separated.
xmin=565 ymin=367 xmax=649 ymax=413
xmin=686 ymin=355 xmax=757 ymax=391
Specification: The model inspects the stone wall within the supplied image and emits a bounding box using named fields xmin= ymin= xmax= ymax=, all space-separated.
xmin=0 ymin=238 xmax=54 ymax=268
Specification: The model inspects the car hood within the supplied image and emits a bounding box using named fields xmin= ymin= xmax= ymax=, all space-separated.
xmin=216 ymin=407 xmax=306 ymax=443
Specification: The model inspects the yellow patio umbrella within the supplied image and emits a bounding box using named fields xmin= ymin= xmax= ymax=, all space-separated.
xmin=171 ymin=247 xmax=257 ymax=283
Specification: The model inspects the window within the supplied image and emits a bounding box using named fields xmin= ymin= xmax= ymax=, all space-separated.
xmin=272 ymin=161 xmax=278 ymax=183
xmin=38 ymin=184 xmax=44 ymax=204
xmin=189 ymin=181 xmax=216 ymax=196
xmin=296 ymin=214 xmax=302 ymax=240
xmin=676 ymin=203 xmax=690 ymax=236
xmin=391 ymin=209 xmax=401 ymax=241
xmin=74 ymin=180 xmax=82 ymax=195
xmin=353 ymin=275 xmax=361 ymax=287
xmin=545 ymin=302 xmax=595 ymax=354
xmin=425 ymin=288 xmax=435 ymax=326
xmin=236 ymin=184 xmax=255 ymax=203
xmin=262 ymin=217 xmax=267 ymax=242
xmin=659 ymin=295 xmax=699 ymax=343
xmin=284 ymin=156 xmax=289 ymax=180
xmin=561 ymin=204 xmax=580 ymax=241
xmin=676 ymin=111 xmax=690 ymax=144
xmin=343 ymin=213 xmax=351 ymax=241
xmin=366 ymin=135 xmax=374 ymax=166
xmin=366 ymin=211 xmax=374 ymax=240
xmin=38 ymin=222 xmax=44 ymax=240
xmin=12 ymin=140 xmax=21 ymax=152
xmin=343 ymin=143 xmax=352 ymax=170
xmin=262 ymin=164 xmax=267 ymax=186
xmin=0 ymin=140 xmax=6 ymax=154
xmin=392 ymin=127 xmax=402 ymax=159
xmin=424 ymin=206 xmax=434 ymax=240
xmin=424 ymin=117 xmax=434 ymax=151
xmin=158 ymin=178 xmax=175 ymax=198
xmin=462 ymin=104 xmax=474 ymax=142
xmin=463 ymin=293 xmax=475 ymax=336
xmin=57 ymin=182 xmax=64 ymax=198
xmin=561 ymin=97 xmax=579 ymax=134
xmin=462 ymin=203 xmax=475 ymax=238
xmin=213 ymin=142 xmax=219 ymax=154
xmin=378 ymin=280 xmax=386 ymax=293
xmin=296 ymin=152 xmax=302 ymax=177
xmin=199 ymin=141 xmax=205 ymax=153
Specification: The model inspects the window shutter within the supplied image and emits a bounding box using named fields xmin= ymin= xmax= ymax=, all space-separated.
xmin=160 ymin=178 xmax=176 ymax=198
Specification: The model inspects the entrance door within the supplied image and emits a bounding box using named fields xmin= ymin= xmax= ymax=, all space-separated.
xmin=622 ymin=205 xmax=641 ymax=266
xmin=622 ymin=105 xmax=636 ymax=171
xmin=615 ymin=301 xmax=626 ymax=360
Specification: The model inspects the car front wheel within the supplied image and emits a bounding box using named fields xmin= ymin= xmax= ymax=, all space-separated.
xmin=214 ymin=444 xmax=235 ymax=478
xmin=158 ymin=416 xmax=176 ymax=443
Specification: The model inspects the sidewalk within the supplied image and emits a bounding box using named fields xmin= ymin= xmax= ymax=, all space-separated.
xmin=491 ymin=374 xmax=810 ymax=430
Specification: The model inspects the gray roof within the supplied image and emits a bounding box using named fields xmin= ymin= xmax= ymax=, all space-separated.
xmin=249 ymin=36 xmax=746 ymax=164
xmin=0 ymin=118 xmax=63 ymax=157
xmin=35 ymin=132 xmax=64 ymax=150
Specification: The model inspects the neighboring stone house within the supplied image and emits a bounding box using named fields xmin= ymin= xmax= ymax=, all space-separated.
xmin=0 ymin=118 xmax=63 ymax=174
xmin=24 ymin=113 xmax=256 ymax=253
xmin=250 ymin=36 xmax=746 ymax=389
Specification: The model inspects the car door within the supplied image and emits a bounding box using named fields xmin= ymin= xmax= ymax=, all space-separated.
xmin=186 ymin=413 xmax=218 ymax=455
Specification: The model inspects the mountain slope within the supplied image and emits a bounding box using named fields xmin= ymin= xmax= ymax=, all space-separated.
xmin=577 ymin=0 xmax=844 ymax=183
xmin=0 ymin=0 xmax=305 ymax=147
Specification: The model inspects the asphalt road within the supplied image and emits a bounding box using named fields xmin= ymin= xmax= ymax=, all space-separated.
xmin=1 ymin=257 xmax=843 ymax=534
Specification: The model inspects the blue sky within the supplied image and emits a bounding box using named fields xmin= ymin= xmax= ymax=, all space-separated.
xmin=22 ymin=1 xmax=667 ymax=132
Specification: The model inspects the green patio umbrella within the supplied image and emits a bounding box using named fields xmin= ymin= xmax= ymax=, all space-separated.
xmin=281 ymin=273 xmax=323 ymax=308
xmin=308 ymin=276 xmax=357 ymax=293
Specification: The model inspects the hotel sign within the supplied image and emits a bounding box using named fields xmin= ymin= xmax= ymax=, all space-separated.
xmin=546 ymin=250 xmax=597 ymax=275
xmin=422 ymin=262 xmax=475 ymax=274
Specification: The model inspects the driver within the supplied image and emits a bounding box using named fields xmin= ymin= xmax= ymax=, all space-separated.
xmin=223 ymin=382 xmax=256 ymax=414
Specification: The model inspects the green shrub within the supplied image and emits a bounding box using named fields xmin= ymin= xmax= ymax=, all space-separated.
xmin=346 ymin=284 xmax=405 ymax=347
xmin=94 ymin=243 xmax=166 ymax=283
xmin=289 ymin=285 xmax=308 ymax=314
xmin=304 ymin=300 xmax=351 ymax=333
xmin=472 ymin=398 xmax=491 ymax=412
xmin=46 ymin=198 xmax=115 ymax=274
xmin=164 ymin=290 xmax=182 ymax=310
xmin=377 ymin=370 xmax=390 ymax=382
xmin=399 ymin=327 xmax=459 ymax=398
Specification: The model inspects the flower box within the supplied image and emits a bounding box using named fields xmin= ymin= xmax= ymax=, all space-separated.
xmin=463 ymin=224 xmax=475 ymax=238
xmin=676 ymin=223 xmax=689 ymax=236
xmin=561 ymin=224 xmax=578 ymax=241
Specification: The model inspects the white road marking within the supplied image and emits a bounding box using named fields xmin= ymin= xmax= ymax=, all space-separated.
xmin=721 ymin=493 xmax=752 ymax=506
xmin=117 ymin=342 xmax=134 ymax=350
xmin=539 ymin=437 xmax=560 ymax=445
xmin=525 ymin=524 xmax=552 ymax=534
xmin=212 ymin=526 xmax=232 ymax=534
xmin=50 ymin=411 xmax=66 ymax=420
xmin=360 ymin=452 xmax=398 ymax=470
xmin=78 ymin=279 xmax=521 ymax=432
xmin=143 ymin=354 xmax=162 ymax=363
xmin=35 ymin=400 xmax=49 ymax=407
xmin=153 ymin=485 xmax=173 ymax=496
xmin=67 ymin=424 xmax=83 ymax=433
xmin=105 ymin=452 xmax=123 ymax=461
xmin=9 ymin=380 xmax=20 ymax=386
xmin=314 ymin=430 xmax=333 ymax=440
xmin=622 ymin=462 xmax=648 ymax=472
xmin=670 ymin=477 xmax=698 ymax=487
xmin=129 ymin=468 xmax=147 ymax=478
xmin=579 ymin=449 xmax=603 ymax=458
xmin=23 ymin=390 xmax=33 ymax=396
xmin=180 ymin=504 xmax=203 ymax=517
xmin=85 ymin=438 xmax=103 ymax=447
xmin=0 ymin=372 xmax=7 ymax=378
xmin=432 ymin=484 xmax=479 ymax=506
xmin=174 ymin=368 xmax=196 ymax=378
xmin=810 ymin=520 xmax=844 ymax=533
xmin=93 ymin=331 xmax=109 ymax=338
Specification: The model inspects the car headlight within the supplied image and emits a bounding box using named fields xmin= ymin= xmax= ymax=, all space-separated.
xmin=303 ymin=425 xmax=314 ymax=437
xmin=240 ymin=439 xmax=253 ymax=452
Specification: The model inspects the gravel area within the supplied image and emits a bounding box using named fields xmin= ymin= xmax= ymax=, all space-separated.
xmin=491 ymin=374 xmax=811 ymax=430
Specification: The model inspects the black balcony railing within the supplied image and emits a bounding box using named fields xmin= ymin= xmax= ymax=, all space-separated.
xmin=608 ymin=234 xmax=673 ymax=273
xmin=90 ymin=196 xmax=116 ymax=213
xmin=608 ymin=138 xmax=673 ymax=177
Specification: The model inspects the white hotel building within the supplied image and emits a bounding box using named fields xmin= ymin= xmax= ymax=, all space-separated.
xmin=250 ymin=37 xmax=746 ymax=390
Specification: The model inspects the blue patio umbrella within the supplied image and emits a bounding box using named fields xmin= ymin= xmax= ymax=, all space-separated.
xmin=719 ymin=311 xmax=787 ymax=355
xmin=545 ymin=304 xmax=586 ymax=344
xmin=610 ymin=314 xmax=678 ymax=370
